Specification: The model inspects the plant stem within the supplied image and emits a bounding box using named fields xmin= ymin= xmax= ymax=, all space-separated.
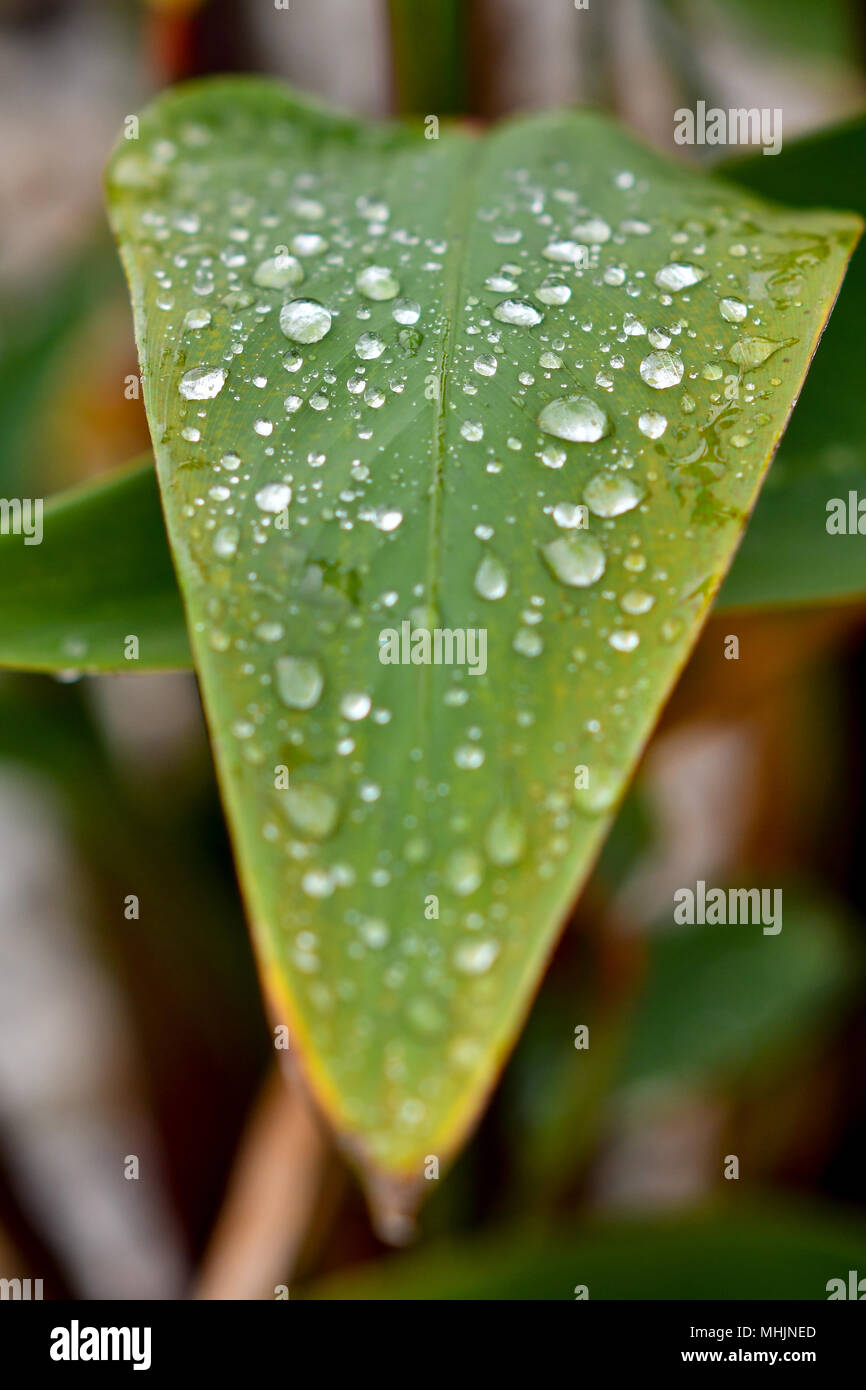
xmin=387 ymin=0 xmax=468 ymax=116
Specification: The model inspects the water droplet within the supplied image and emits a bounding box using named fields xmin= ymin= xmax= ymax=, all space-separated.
xmin=279 ymin=299 xmax=332 ymax=343
xmin=538 ymin=394 xmax=610 ymax=443
xmin=474 ymin=552 xmax=509 ymax=600
xmin=574 ymin=766 xmax=619 ymax=816
xmin=609 ymin=629 xmax=640 ymax=652
xmin=727 ymin=336 xmax=782 ymax=368
xmin=213 ymin=525 xmax=239 ymax=559
xmin=494 ymin=299 xmax=543 ymax=327
xmin=275 ymin=655 xmax=324 ymax=710
xmin=720 ymin=297 xmax=747 ymax=323
xmin=573 ymin=218 xmax=611 ymax=243
xmin=282 ymin=783 xmax=339 ymax=839
xmin=552 ymin=502 xmax=586 ymax=529
xmin=473 ymin=353 xmax=498 ymax=377
xmin=356 ymin=265 xmax=400 ymax=300
xmin=620 ymin=589 xmax=655 ymax=615
xmin=255 ymin=482 xmax=292 ymax=513
xmin=484 ymin=807 xmax=526 ymax=866
xmin=392 ymin=297 xmax=420 ymax=324
xmin=179 ymin=366 xmax=227 ymax=400
xmin=445 ymin=848 xmax=484 ymax=896
xmin=355 ymin=332 xmax=385 ymax=360
xmin=340 ymin=691 xmax=371 ymax=721
xmin=542 ymin=534 xmax=606 ymax=587
xmin=584 ymin=472 xmax=644 ymax=518
xmin=655 ymin=262 xmax=706 ymax=292
xmin=454 ymin=938 xmax=500 ymax=975
xmin=253 ymin=253 xmax=303 ymax=290
xmin=638 ymin=410 xmax=667 ymax=439
xmin=640 ymin=351 xmax=683 ymax=389
xmin=536 ymin=279 xmax=571 ymax=306
xmin=454 ymin=743 xmax=485 ymax=770
xmin=513 ymin=627 xmax=544 ymax=656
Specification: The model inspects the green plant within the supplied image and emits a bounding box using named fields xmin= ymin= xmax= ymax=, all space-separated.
xmin=1 ymin=76 xmax=861 ymax=1236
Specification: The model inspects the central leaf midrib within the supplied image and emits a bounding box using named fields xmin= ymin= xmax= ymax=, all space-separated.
xmin=421 ymin=134 xmax=486 ymax=736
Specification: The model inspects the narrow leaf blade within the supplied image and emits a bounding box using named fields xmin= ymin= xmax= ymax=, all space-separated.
xmin=106 ymin=79 xmax=859 ymax=1211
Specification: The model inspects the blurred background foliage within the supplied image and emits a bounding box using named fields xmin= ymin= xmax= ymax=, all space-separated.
xmin=1 ymin=0 xmax=866 ymax=1300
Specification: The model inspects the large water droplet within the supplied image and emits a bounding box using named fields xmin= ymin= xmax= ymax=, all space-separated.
xmin=538 ymin=394 xmax=610 ymax=443
xmin=640 ymin=351 xmax=683 ymax=389
xmin=279 ymin=299 xmax=332 ymax=343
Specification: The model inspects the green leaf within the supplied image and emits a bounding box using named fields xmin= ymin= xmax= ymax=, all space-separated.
xmin=619 ymin=885 xmax=859 ymax=1092
xmin=304 ymin=1203 xmax=866 ymax=1299
xmin=719 ymin=118 xmax=866 ymax=609
xmin=0 ymin=460 xmax=190 ymax=672
xmin=105 ymin=77 xmax=858 ymax=1217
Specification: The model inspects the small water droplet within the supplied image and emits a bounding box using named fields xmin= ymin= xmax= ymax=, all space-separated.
xmin=654 ymin=262 xmax=706 ymax=292
xmin=638 ymin=410 xmax=667 ymax=439
xmin=584 ymin=472 xmax=644 ymax=518
xmin=474 ymin=552 xmax=509 ymax=600
xmin=484 ymin=807 xmax=526 ymax=866
xmin=356 ymin=265 xmax=400 ymax=300
xmin=253 ymin=253 xmax=303 ymax=290
xmin=179 ymin=366 xmax=227 ymax=400
xmin=494 ymin=299 xmax=543 ymax=327
xmin=542 ymin=534 xmax=606 ymax=587
xmin=275 ymin=655 xmax=324 ymax=710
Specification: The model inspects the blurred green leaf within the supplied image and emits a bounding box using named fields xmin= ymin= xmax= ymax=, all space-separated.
xmin=105 ymin=77 xmax=857 ymax=1209
xmin=619 ymin=886 xmax=860 ymax=1093
xmin=719 ymin=118 xmax=866 ymax=609
xmin=0 ymin=461 xmax=190 ymax=672
xmin=305 ymin=1203 xmax=866 ymax=1299
xmin=0 ymin=241 xmax=121 ymax=496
